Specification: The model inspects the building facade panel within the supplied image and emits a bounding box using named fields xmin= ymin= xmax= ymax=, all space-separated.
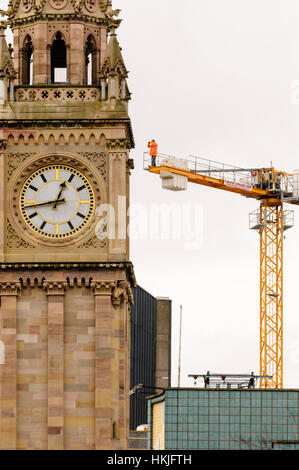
xmin=148 ymin=389 xmax=299 ymax=450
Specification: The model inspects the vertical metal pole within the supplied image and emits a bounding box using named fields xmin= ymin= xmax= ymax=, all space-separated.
xmin=178 ymin=305 xmax=182 ymax=387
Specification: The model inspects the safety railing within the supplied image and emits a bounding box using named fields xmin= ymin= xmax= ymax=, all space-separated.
xmin=249 ymin=208 xmax=294 ymax=232
xmin=144 ymin=152 xmax=253 ymax=184
xmin=144 ymin=152 xmax=295 ymax=197
xmin=188 ymin=372 xmax=273 ymax=389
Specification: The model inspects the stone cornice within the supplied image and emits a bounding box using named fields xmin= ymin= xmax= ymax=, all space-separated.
xmin=10 ymin=13 xmax=110 ymax=29
xmin=0 ymin=261 xmax=137 ymax=286
xmin=0 ymin=118 xmax=131 ymax=127
xmin=0 ymin=119 xmax=135 ymax=148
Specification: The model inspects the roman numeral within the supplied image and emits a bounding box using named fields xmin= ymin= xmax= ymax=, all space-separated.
xmin=40 ymin=221 xmax=46 ymax=230
xmin=68 ymin=221 xmax=74 ymax=230
xmin=41 ymin=174 xmax=47 ymax=183
xmin=77 ymin=212 xmax=85 ymax=219
xmin=29 ymin=184 xmax=38 ymax=192
xmin=29 ymin=212 xmax=38 ymax=219
xmin=77 ymin=185 xmax=86 ymax=192
xmin=68 ymin=174 xmax=74 ymax=183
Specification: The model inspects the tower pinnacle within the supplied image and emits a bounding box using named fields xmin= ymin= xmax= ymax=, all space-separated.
xmin=0 ymin=21 xmax=16 ymax=103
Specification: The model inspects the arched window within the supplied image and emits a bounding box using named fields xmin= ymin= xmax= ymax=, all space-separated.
xmin=51 ymin=32 xmax=67 ymax=83
xmin=22 ymin=35 xmax=33 ymax=85
xmin=85 ymin=35 xmax=97 ymax=85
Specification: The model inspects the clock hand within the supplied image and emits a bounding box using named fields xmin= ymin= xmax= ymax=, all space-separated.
xmin=52 ymin=181 xmax=67 ymax=210
xmin=25 ymin=198 xmax=66 ymax=209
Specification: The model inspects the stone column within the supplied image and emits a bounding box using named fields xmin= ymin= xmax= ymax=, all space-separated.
xmin=107 ymin=140 xmax=129 ymax=261
xmin=100 ymin=79 xmax=107 ymax=100
xmin=94 ymin=49 xmax=100 ymax=85
xmin=12 ymin=27 xmax=20 ymax=84
xmin=33 ymin=23 xmax=48 ymax=84
xmin=43 ymin=280 xmax=67 ymax=450
xmin=108 ymin=73 xmax=117 ymax=100
xmin=9 ymin=80 xmax=14 ymax=101
xmin=69 ymin=24 xmax=84 ymax=84
xmin=0 ymin=139 xmax=7 ymax=262
xmin=66 ymin=45 xmax=71 ymax=84
xmin=91 ymin=281 xmax=116 ymax=450
xmin=112 ymin=281 xmax=133 ymax=449
xmin=0 ymin=76 xmax=6 ymax=104
xmin=0 ymin=281 xmax=21 ymax=450
xmin=46 ymin=44 xmax=51 ymax=84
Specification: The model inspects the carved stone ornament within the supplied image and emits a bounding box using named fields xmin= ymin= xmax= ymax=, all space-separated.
xmin=7 ymin=153 xmax=36 ymax=181
xmin=0 ymin=140 xmax=7 ymax=152
xmin=94 ymin=214 xmax=107 ymax=241
xmin=43 ymin=280 xmax=68 ymax=295
xmin=106 ymin=139 xmax=130 ymax=151
xmin=112 ymin=280 xmax=132 ymax=306
xmin=15 ymin=86 xmax=100 ymax=103
xmin=90 ymin=280 xmax=116 ymax=296
xmin=49 ymin=0 xmax=68 ymax=10
xmin=77 ymin=235 xmax=107 ymax=249
xmin=34 ymin=0 xmax=46 ymax=13
xmin=20 ymin=0 xmax=33 ymax=13
xmin=99 ymin=0 xmax=108 ymax=12
xmin=6 ymin=219 xmax=35 ymax=249
xmin=0 ymin=281 xmax=21 ymax=296
xmin=70 ymin=0 xmax=83 ymax=12
xmin=78 ymin=152 xmax=107 ymax=181
xmin=84 ymin=0 xmax=97 ymax=13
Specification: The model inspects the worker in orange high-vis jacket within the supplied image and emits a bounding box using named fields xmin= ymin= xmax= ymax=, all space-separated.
xmin=148 ymin=139 xmax=158 ymax=167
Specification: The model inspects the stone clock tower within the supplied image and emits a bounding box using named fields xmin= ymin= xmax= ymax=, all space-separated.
xmin=0 ymin=0 xmax=135 ymax=450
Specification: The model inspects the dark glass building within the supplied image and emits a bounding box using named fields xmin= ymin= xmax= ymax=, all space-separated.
xmin=130 ymin=286 xmax=172 ymax=431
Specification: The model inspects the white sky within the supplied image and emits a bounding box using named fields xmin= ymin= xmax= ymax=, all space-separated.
xmin=2 ymin=0 xmax=299 ymax=388
xmin=117 ymin=0 xmax=299 ymax=388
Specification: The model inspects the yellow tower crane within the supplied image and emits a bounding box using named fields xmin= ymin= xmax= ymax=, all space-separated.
xmin=144 ymin=151 xmax=299 ymax=389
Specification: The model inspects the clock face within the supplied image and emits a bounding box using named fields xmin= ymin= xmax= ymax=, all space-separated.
xmin=19 ymin=165 xmax=95 ymax=239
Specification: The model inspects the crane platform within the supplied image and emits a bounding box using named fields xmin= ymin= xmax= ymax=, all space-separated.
xmin=144 ymin=152 xmax=299 ymax=203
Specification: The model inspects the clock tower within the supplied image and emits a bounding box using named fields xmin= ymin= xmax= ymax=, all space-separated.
xmin=0 ymin=0 xmax=135 ymax=450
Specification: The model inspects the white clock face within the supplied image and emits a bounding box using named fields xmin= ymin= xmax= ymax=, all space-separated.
xmin=20 ymin=165 xmax=95 ymax=239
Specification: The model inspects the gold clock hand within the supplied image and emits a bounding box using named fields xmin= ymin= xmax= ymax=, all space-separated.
xmin=52 ymin=181 xmax=67 ymax=210
xmin=25 ymin=198 xmax=66 ymax=209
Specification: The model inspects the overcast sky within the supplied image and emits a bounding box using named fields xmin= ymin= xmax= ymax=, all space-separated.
xmin=2 ymin=0 xmax=299 ymax=388
xmin=117 ymin=0 xmax=299 ymax=388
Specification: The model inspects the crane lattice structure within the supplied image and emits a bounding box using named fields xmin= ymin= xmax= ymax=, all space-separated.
xmin=144 ymin=152 xmax=299 ymax=389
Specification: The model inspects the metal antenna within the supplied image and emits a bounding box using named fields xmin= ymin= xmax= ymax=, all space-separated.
xmin=178 ymin=305 xmax=183 ymax=387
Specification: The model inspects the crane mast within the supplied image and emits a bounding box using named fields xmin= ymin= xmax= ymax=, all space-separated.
xmin=144 ymin=152 xmax=298 ymax=389
xmin=259 ymin=199 xmax=283 ymax=388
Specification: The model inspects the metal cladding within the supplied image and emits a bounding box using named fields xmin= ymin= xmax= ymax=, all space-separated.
xmin=130 ymin=286 xmax=157 ymax=430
